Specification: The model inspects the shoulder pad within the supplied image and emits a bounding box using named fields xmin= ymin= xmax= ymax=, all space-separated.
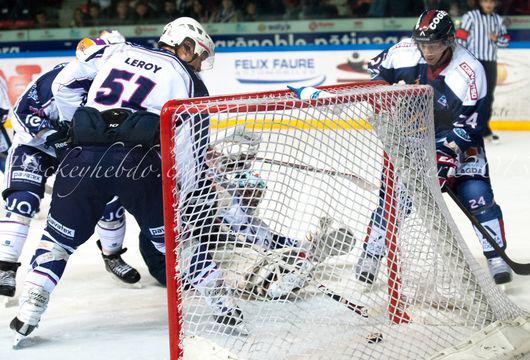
xmin=76 ymin=37 xmax=108 ymax=61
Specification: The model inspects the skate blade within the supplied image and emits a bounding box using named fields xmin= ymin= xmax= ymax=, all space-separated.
xmin=2 ymin=296 xmax=18 ymax=308
xmin=110 ymin=275 xmax=143 ymax=289
xmin=12 ymin=332 xmax=25 ymax=349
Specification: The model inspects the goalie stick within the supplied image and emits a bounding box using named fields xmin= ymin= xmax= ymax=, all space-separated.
xmin=445 ymin=187 xmax=530 ymax=275
xmin=250 ymin=155 xmax=379 ymax=192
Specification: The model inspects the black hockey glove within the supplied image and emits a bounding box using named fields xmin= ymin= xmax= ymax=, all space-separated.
xmin=44 ymin=120 xmax=72 ymax=152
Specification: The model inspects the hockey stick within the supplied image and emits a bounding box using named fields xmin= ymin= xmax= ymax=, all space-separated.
xmin=251 ymin=155 xmax=379 ymax=192
xmin=445 ymin=187 xmax=530 ymax=275
xmin=317 ymin=283 xmax=368 ymax=317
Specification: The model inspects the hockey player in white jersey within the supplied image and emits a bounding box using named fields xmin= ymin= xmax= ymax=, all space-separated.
xmin=9 ymin=17 xmax=218 ymax=343
xmin=0 ymin=31 xmax=141 ymax=300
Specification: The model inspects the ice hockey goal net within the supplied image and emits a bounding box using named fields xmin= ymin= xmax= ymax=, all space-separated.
xmin=160 ymin=82 xmax=527 ymax=359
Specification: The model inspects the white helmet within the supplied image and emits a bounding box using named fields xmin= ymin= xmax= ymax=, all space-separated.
xmin=159 ymin=17 xmax=215 ymax=71
xmin=99 ymin=29 xmax=126 ymax=44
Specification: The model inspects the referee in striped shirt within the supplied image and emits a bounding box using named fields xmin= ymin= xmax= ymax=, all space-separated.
xmin=456 ymin=0 xmax=510 ymax=142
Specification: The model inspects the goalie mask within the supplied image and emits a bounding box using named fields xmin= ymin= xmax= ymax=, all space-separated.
xmin=234 ymin=171 xmax=266 ymax=211
xmin=159 ymin=17 xmax=215 ymax=71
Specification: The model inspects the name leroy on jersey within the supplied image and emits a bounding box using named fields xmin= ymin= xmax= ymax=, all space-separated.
xmin=124 ymin=57 xmax=162 ymax=73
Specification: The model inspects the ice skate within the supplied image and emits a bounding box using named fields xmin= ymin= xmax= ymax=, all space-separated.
xmin=355 ymin=250 xmax=382 ymax=285
xmin=97 ymin=240 xmax=141 ymax=285
xmin=204 ymin=280 xmax=247 ymax=334
xmin=487 ymin=257 xmax=512 ymax=285
xmin=0 ymin=261 xmax=20 ymax=297
xmin=10 ymin=286 xmax=50 ymax=347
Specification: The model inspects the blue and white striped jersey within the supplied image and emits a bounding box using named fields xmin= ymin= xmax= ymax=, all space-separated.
xmin=368 ymin=38 xmax=489 ymax=151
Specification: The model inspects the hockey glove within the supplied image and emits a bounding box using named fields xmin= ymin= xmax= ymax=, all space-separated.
xmin=436 ymin=151 xmax=457 ymax=192
xmin=44 ymin=121 xmax=72 ymax=152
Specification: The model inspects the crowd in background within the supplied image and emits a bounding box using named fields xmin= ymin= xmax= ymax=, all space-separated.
xmin=0 ymin=0 xmax=529 ymax=30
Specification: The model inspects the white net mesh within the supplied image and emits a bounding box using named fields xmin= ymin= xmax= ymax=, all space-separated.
xmin=161 ymin=83 xmax=524 ymax=359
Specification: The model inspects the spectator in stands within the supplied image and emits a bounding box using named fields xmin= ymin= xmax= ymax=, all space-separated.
xmin=242 ymin=1 xmax=258 ymax=21
xmin=111 ymin=0 xmax=134 ymax=25
xmin=299 ymin=0 xmax=338 ymax=19
xmin=424 ymin=0 xmax=452 ymax=11
xmin=88 ymin=0 xmax=112 ymax=17
xmin=176 ymin=0 xmax=193 ymax=16
xmin=283 ymin=0 xmax=300 ymax=20
xmin=346 ymin=0 xmax=371 ymax=17
xmin=86 ymin=3 xmax=106 ymax=26
xmin=34 ymin=9 xmax=58 ymax=29
xmin=257 ymin=0 xmax=285 ymax=20
xmin=70 ymin=7 xmax=87 ymax=27
xmin=189 ymin=0 xmax=210 ymax=23
xmin=210 ymin=0 xmax=241 ymax=23
xmin=158 ymin=0 xmax=181 ymax=23
xmin=498 ymin=0 xmax=530 ymax=15
xmin=368 ymin=0 xmax=423 ymax=17
xmin=132 ymin=1 xmax=154 ymax=22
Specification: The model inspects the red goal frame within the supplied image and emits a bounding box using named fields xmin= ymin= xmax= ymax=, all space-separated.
xmin=159 ymin=81 xmax=419 ymax=359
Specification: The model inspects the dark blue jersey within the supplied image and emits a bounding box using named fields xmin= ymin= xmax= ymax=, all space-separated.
xmin=12 ymin=63 xmax=71 ymax=137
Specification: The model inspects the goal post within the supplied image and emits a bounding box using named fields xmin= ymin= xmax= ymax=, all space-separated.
xmin=160 ymin=82 xmax=528 ymax=359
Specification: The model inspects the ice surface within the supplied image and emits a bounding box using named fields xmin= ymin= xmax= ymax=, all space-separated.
xmin=0 ymin=132 xmax=528 ymax=360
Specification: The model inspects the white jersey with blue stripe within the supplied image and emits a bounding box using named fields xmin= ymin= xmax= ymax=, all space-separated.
xmin=368 ymin=38 xmax=489 ymax=150
xmin=52 ymin=41 xmax=208 ymax=121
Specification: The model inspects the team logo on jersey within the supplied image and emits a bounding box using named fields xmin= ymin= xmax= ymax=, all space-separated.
xmin=469 ymin=82 xmax=478 ymax=100
xmin=437 ymin=95 xmax=448 ymax=107
xmin=459 ymin=62 xmax=476 ymax=80
xmin=149 ymin=226 xmax=165 ymax=237
xmin=48 ymin=215 xmax=76 ymax=238
xmin=21 ymin=154 xmax=40 ymax=172
xmin=453 ymin=128 xmax=471 ymax=142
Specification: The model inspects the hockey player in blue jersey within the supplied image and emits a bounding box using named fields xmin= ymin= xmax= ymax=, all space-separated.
xmin=9 ymin=17 xmax=218 ymax=343
xmin=0 ymin=76 xmax=11 ymax=173
xmin=0 ymin=40 xmax=141 ymax=300
xmin=356 ymin=9 xmax=512 ymax=285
